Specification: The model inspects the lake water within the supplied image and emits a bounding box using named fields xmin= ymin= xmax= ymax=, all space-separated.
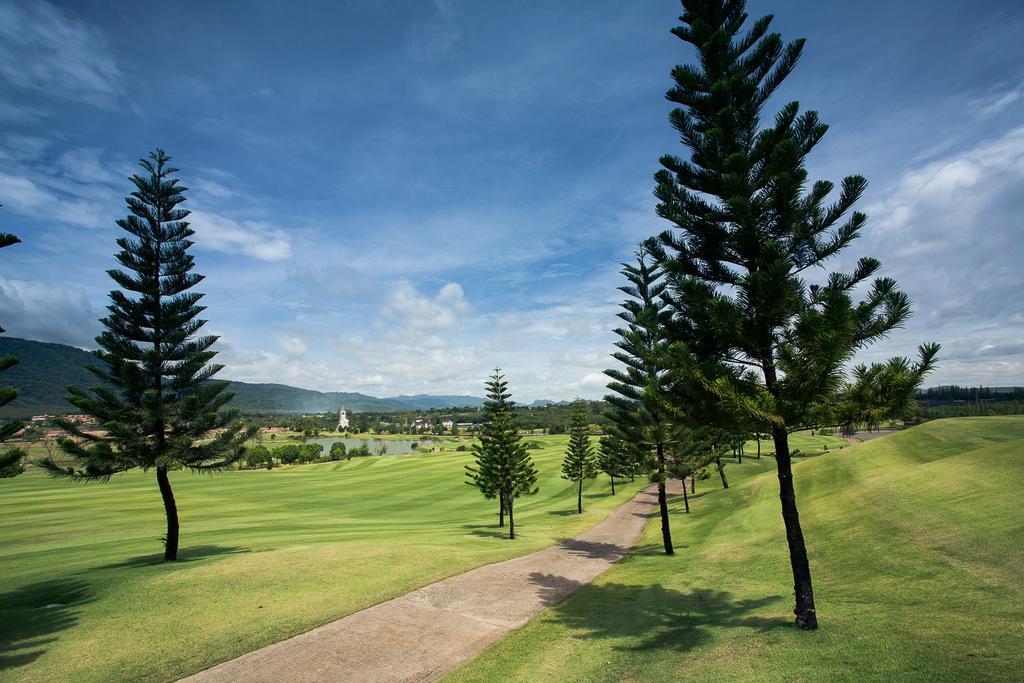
xmin=307 ymin=437 xmax=423 ymax=456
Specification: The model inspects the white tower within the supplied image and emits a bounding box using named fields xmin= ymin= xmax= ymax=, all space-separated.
xmin=337 ymin=405 xmax=350 ymax=430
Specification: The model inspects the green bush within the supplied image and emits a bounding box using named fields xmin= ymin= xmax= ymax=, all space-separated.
xmin=329 ymin=441 xmax=347 ymax=460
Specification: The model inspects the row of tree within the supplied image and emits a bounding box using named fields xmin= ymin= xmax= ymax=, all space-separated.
xmin=596 ymin=0 xmax=941 ymax=631
xmin=241 ymin=440 xmax=392 ymax=468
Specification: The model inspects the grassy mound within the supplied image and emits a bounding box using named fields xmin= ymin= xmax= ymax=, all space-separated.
xmin=0 ymin=435 xmax=642 ymax=681
xmin=448 ymin=417 xmax=1024 ymax=682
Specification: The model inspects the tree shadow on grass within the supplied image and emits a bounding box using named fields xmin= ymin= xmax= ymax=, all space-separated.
xmin=534 ymin=579 xmax=787 ymax=653
xmin=0 ymin=579 xmax=92 ymax=671
xmin=462 ymin=524 xmax=510 ymax=540
xmin=91 ymin=544 xmax=248 ymax=570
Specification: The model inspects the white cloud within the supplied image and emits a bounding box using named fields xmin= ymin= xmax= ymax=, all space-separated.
xmin=278 ymin=336 xmax=308 ymax=359
xmin=383 ymin=280 xmax=469 ymax=331
xmin=0 ymin=277 xmax=99 ymax=346
xmin=55 ymin=148 xmax=122 ymax=186
xmin=576 ymin=372 xmax=609 ymax=390
xmin=0 ymin=0 xmax=124 ymax=107
xmin=191 ymin=178 xmax=235 ymax=200
xmin=969 ymin=80 xmax=1024 ymax=118
xmin=847 ymin=125 xmax=1024 ymax=386
xmin=0 ymin=134 xmax=50 ymax=162
xmin=0 ymin=172 xmax=53 ymax=212
xmin=188 ymin=208 xmax=292 ymax=262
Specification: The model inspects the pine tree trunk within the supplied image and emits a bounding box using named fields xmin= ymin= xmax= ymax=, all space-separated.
xmin=507 ymin=498 xmax=515 ymax=540
xmin=682 ymin=483 xmax=690 ymax=513
xmin=690 ymin=476 xmax=695 ymax=494
xmin=716 ymin=456 xmax=729 ymax=489
xmin=757 ymin=435 xmax=761 ymax=459
xmin=577 ymin=479 xmax=583 ymax=513
xmin=772 ymin=427 xmax=818 ymax=630
xmin=762 ymin=351 xmax=818 ymax=631
xmin=156 ymin=465 xmax=179 ymax=561
xmin=498 ymin=492 xmax=505 ymax=527
xmin=610 ymin=474 xmax=615 ymax=495
xmin=738 ymin=444 xmax=742 ymax=464
xmin=656 ymin=442 xmax=674 ymax=555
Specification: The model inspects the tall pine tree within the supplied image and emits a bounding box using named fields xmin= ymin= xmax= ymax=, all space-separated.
xmin=40 ymin=150 xmax=253 ymax=561
xmin=465 ymin=368 xmax=538 ymax=539
xmin=652 ymin=1 xmax=937 ymax=629
xmin=0 ymin=219 xmax=25 ymax=478
xmin=561 ymin=398 xmax=597 ymax=513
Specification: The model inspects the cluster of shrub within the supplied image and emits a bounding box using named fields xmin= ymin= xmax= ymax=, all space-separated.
xmin=242 ymin=440 xmax=379 ymax=469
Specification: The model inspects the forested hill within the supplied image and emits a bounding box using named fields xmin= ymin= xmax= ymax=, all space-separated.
xmin=0 ymin=337 xmax=484 ymax=417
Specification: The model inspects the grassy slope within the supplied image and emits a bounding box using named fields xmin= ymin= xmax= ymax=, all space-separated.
xmin=0 ymin=435 xmax=643 ymax=682
xmin=447 ymin=417 xmax=1024 ymax=682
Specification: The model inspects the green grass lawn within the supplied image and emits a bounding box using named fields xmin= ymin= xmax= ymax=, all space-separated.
xmin=0 ymin=434 xmax=643 ymax=682
xmin=447 ymin=417 xmax=1024 ymax=682
xmin=744 ymin=429 xmax=849 ymax=458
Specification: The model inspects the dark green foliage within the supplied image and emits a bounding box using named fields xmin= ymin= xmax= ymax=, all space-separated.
xmin=650 ymin=1 xmax=938 ymax=629
xmin=837 ymin=346 xmax=940 ymax=431
xmin=604 ymin=247 xmax=677 ymax=554
xmin=300 ymin=443 xmax=324 ymax=461
xmin=0 ymin=338 xmax=102 ymax=418
xmin=330 ymin=441 xmax=347 ymax=460
xmin=0 ymin=219 xmax=25 ymax=477
xmin=561 ymin=398 xmax=597 ymax=512
xmin=597 ymin=435 xmax=631 ymax=494
xmin=0 ymin=356 xmax=26 ymax=477
xmin=39 ymin=150 xmax=252 ymax=561
xmin=348 ymin=443 xmax=372 ymax=458
xmin=275 ymin=442 xmax=325 ymax=463
xmin=276 ymin=444 xmax=301 ymax=464
xmin=919 ymin=385 xmax=1024 ymax=402
xmin=245 ymin=444 xmax=271 ymax=469
xmin=465 ymin=368 xmax=539 ymax=539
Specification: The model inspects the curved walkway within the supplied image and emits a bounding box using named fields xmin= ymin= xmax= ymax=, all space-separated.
xmin=182 ymin=480 xmax=680 ymax=683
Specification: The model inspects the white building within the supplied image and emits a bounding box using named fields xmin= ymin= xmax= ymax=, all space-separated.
xmin=337 ymin=405 xmax=350 ymax=430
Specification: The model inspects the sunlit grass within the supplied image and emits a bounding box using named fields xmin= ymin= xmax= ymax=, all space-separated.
xmin=0 ymin=434 xmax=643 ymax=682
xmin=448 ymin=417 xmax=1024 ymax=682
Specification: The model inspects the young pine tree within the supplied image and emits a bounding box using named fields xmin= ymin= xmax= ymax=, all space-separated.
xmin=837 ymin=349 xmax=938 ymax=432
xmin=561 ymin=398 xmax=597 ymax=513
xmin=465 ymin=368 xmax=539 ymax=539
xmin=40 ymin=150 xmax=253 ymax=561
xmin=0 ymin=222 xmax=26 ymax=478
xmin=605 ymin=247 xmax=677 ymax=555
xmin=597 ymin=435 xmax=628 ymax=495
xmin=652 ymin=1 xmax=937 ymax=629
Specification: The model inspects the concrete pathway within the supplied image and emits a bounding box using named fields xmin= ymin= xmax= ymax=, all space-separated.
xmin=182 ymin=481 xmax=679 ymax=683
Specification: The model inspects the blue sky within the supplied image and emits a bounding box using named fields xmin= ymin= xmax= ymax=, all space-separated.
xmin=1 ymin=0 xmax=1022 ymax=401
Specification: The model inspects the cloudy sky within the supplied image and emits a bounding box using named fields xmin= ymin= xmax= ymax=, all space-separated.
xmin=1 ymin=0 xmax=1022 ymax=401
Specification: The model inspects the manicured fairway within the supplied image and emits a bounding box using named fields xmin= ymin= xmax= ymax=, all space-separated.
xmin=743 ymin=429 xmax=849 ymax=458
xmin=447 ymin=417 xmax=1024 ymax=682
xmin=0 ymin=435 xmax=643 ymax=682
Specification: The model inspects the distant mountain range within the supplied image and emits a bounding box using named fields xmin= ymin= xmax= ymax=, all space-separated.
xmin=0 ymin=337 xmax=489 ymax=417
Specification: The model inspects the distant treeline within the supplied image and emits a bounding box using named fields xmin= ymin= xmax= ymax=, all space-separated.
xmin=917 ymin=401 xmax=1024 ymax=420
xmin=241 ymin=400 xmax=610 ymax=435
xmin=240 ymin=389 xmax=1024 ymax=435
xmin=917 ymin=385 xmax=1024 ymax=403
